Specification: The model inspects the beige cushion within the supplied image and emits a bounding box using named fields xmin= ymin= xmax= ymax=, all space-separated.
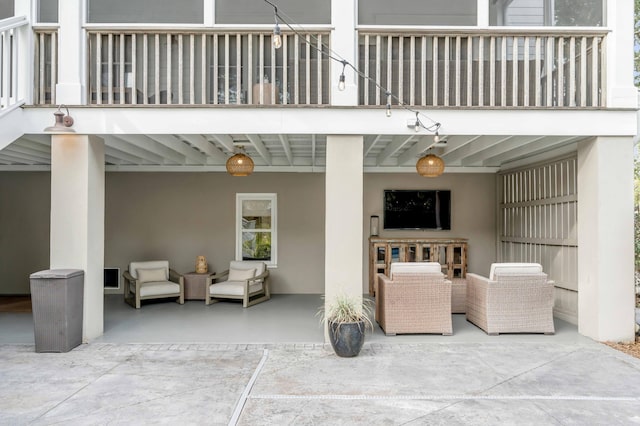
xmin=130 ymin=260 xmax=169 ymax=280
xmin=390 ymin=262 xmax=441 ymax=279
xmin=230 ymin=260 xmax=266 ymax=276
xmin=139 ymin=281 xmax=180 ymax=297
xmin=137 ymin=267 xmax=168 ymax=283
xmin=489 ymin=263 xmax=543 ymax=280
xmin=209 ymin=281 xmax=263 ymax=296
xmin=228 ymin=268 xmax=256 ymax=281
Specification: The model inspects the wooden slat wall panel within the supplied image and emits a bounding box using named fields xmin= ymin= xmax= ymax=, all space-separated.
xmin=498 ymin=156 xmax=579 ymax=324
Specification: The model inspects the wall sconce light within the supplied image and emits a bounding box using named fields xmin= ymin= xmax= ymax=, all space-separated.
xmin=43 ymin=105 xmax=75 ymax=133
xmin=370 ymin=215 xmax=380 ymax=236
xmin=226 ymin=146 xmax=255 ymax=176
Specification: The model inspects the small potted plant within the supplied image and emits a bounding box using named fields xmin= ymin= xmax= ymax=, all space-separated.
xmin=319 ymin=294 xmax=373 ymax=357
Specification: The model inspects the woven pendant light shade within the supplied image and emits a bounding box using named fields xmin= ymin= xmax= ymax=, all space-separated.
xmin=416 ymin=153 xmax=445 ymax=177
xmin=226 ymin=151 xmax=254 ymax=176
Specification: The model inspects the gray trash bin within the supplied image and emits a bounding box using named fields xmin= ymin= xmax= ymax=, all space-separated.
xmin=29 ymin=269 xmax=84 ymax=353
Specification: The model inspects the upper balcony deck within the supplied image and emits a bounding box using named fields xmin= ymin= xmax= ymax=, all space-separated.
xmin=27 ymin=25 xmax=607 ymax=109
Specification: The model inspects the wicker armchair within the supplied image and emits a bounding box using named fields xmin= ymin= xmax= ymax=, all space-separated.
xmin=376 ymin=262 xmax=452 ymax=336
xmin=466 ymin=263 xmax=555 ymax=335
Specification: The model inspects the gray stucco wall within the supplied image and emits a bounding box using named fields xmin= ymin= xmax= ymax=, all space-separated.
xmin=0 ymin=171 xmax=496 ymax=295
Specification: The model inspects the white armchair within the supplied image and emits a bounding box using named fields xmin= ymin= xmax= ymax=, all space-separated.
xmin=123 ymin=260 xmax=184 ymax=309
xmin=205 ymin=260 xmax=270 ymax=308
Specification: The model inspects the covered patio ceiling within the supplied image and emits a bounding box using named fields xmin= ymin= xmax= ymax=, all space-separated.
xmin=0 ymin=132 xmax=585 ymax=172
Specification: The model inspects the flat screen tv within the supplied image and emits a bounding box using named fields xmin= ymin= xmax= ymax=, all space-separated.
xmin=383 ymin=190 xmax=451 ymax=230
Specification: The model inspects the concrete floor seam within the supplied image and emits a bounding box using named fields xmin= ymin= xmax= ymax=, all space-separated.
xmin=247 ymin=394 xmax=640 ymax=402
xmin=229 ymin=348 xmax=270 ymax=426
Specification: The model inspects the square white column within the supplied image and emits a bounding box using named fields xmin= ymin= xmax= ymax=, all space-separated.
xmin=55 ymin=0 xmax=84 ymax=104
xmin=51 ymin=134 xmax=105 ymax=341
xmin=330 ymin=0 xmax=357 ymax=105
xmin=577 ymin=136 xmax=635 ymax=342
xmin=324 ymin=135 xmax=364 ymax=339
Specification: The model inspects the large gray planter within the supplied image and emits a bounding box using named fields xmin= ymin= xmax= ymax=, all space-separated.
xmin=328 ymin=320 xmax=365 ymax=357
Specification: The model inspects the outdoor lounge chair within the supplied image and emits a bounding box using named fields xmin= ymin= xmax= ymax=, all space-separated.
xmin=465 ymin=263 xmax=555 ymax=335
xmin=376 ymin=262 xmax=453 ymax=335
xmin=123 ymin=260 xmax=184 ymax=309
xmin=205 ymin=260 xmax=270 ymax=307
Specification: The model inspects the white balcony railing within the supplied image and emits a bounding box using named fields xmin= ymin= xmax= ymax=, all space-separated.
xmin=86 ymin=30 xmax=330 ymax=105
xmin=33 ymin=28 xmax=608 ymax=109
xmin=1 ymin=16 xmax=29 ymax=114
xmin=359 ymin=29 xmax=607 ymax=108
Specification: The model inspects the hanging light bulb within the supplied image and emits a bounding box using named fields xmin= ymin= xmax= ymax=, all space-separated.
xmin=338 ymin=73 xmax=346 ymax=91
xmin=414 ymin=112 xmax=421 ymax=132
xmin=434 ymin=131 xmax=440 ymax=143
xmin=385 ymin=91 xmax=392 ymax=117
xmin=273 ymin=23 xmax=282 ymax=49
xmin=386 ymin=103 xmax=392 ymax=117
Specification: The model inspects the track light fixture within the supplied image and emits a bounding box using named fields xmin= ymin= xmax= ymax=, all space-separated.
xmin=385 ymin=91 xmax=392 ymax=117
xmin=43 ymin=105 xmax=75 ymax=133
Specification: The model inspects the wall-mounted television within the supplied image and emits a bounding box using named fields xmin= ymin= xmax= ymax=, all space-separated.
xmin=383 ymin=190 xmax=451 ymax=230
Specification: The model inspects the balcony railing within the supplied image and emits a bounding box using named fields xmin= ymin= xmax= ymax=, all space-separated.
xmin=86 ymin=30 xmax=330 ymax=105
xmin=358 ymin=29 xmax=607 ymax=108
xmin=32 ymin=28 xmax=608 ymax=109
xmin=1 ymin=16 xmax=29 ymax=114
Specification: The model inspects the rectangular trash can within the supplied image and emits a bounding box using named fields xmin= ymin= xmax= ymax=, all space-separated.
xmin=29 ymin=269 xmax=84 ymax=353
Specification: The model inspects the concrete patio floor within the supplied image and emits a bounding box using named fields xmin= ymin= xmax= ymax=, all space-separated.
xmin=1 ymin=295 xmax=640 ymax=425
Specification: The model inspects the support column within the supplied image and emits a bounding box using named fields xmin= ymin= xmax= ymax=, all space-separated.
xmin=606 ymin=0 xmax=637 ymax=108
xmin=56 ymin=0 xmax=84 ymax=104
xmin=51 ymin=135 xmax=105 ymax=341
xmin=577 ymin=136 xmax=635 ymax=342
xmin=330 ymin=0 xmax=357 ymax=105
xmin=324 ymin=135 xmax=364 ymax=341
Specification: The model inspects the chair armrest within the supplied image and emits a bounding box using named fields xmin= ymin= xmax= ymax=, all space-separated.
xmin=123 ymin=270 xmax=135 ymax=283
xmin=248 ymin=269 xmax=269 ymax=282
xmin=209 ymin=269 xmax=229 ymax=284
xmin=168 ymin=268 xmax=183 ymax=283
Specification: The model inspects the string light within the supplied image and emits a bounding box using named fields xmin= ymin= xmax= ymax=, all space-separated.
xmin=260 ymin=0 xmax=443 ymax=142
xmin=338 ymin=60 xmax=347 ymax=91
xmin=265 ymin=0 xmax=282 ymax=49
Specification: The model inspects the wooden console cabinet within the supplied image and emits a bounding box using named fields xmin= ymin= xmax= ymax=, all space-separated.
xmin=369 ymin=237 xmax=468 ymax=295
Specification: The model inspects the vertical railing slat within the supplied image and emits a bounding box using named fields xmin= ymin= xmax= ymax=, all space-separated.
xmin=224 ymin=33 xmax=230 ymax=104
xmin=523 ymin=36 xmax=530 ymax=107
xmin=305 ymin=34 xmax=311 ymax=104
xmin=569 ymin=37 xmax=576 ymax=107
xmin=131 ymin=33 xmax=137 ymax=104
xmin=455 ymin=36 xmax=461 ymax=106
xmin=535 ymin=36 xmax=541 ymax=106
xmin=154 ymin=34 xmax=160 ymax=104
xmin=282 ymin=34 xmax=288 ymax=105
xmin=364 ymin=34 xmax=369 ymax=105
xmin=168 ymin=34 xmax=173 ymax=104
xmin=478 ymin=36 xmax=484 ymax=106
xmin=107 ymin=33 xmax=113 ymax=104
xmin=398 ymin=35 xmax=404 ymax=104
xmin=294 ymin=34 xmax=299 ymax=104
xmin=443 ymin=36 xmax=449 ymax=106
xmin=409 ymin=35 xmax=415 ymax=106
xmin=489 ymin=36 xmax=495 ymax=106
xmin=317 ymin=34 xmax=322 ymax=105
xmin=201 ymin=34 xmax=206 ymax=104
xmin=142 ymin=34 xmax=148 ymax=104
xmin=512 ymin=36 xmax=518 ymax=107
xmin=500 ymin=36 xmax=506 ymax=106
xmin=466 ymin=36 xmax=472 ymax=106
xmin=422 ymin=35 xmax=428 ymax=106
xmin=240 ymin=34 xmax=245 ymax=105
xmin=432 ymin=36 xmax=438 ymax=105
xmin=557 ymin=37 xmax=564 ymax=107
xmin=376 ymin=35 xmax=381 ymax=105
xmin=591 ymin=36 xmax=599 ymax=106
xmin=96 ymin=33 xmax=102 ymax=104
xmin=387 ymin=35 xmax=393 ymax=105
xmin=546 ymin=36 xmax=554 ymax=106
xmin=190 ymin=34 xmax=195 ymax=104
xmin=38 ymin=33 xmax=45 ymax=103
xmin=119 ymin=34 xmax=125 ymax=104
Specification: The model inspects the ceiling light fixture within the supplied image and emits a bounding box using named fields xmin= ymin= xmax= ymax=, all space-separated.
xmin=43 ymin=105 xmax=75 ymax=133
xmin=226 ymin=146 xmax=255 ymax=176
xmin=416 ymin=152 xmax=445 ymax=178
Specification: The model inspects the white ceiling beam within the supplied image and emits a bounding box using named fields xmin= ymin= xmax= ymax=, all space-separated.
xmin=487 ymin=136 xmax=580 ymax=166
xmin=148 ymin=134 xmax=207 ymax=164
xmin=0 ymin=152 xmax=38 ymax=165
xmin=376 ymin=135 xmax=414 ymax=165
xmin=442 ymin=135 xmax=514 ymax=164
xmin=439 ymin=135 xmax=481 ymax=158
xmin=4 ymin=145 xmax=50 ymax=162
xmin=105 ymin=146 xmax=146 ymax=164
xmin=210 ymin=134 xmax=235 ymax=152
xmin=178 ymin=134 xmax=228 ymax=164
xmin=364 ymin=135 xmax=383 ymax=156
xmin=397 ymin=135 xmax=437 ymax=166
xmin=117 ymin=135 xmax=186 ymax=164
xmin=16 ymin=138 xmax=51 ymax=155
xmin=278 ymin=135 xmax=293 ymax=165
xmin=105 ymin=136 xmax=166 ymax=164
xmin=461 ymin=135 xmax=545 ymax=166
xmin=246 ymin=134 xmax=272 ymax=165
xmin=2 ymin=148 xmax=48 ymax=164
